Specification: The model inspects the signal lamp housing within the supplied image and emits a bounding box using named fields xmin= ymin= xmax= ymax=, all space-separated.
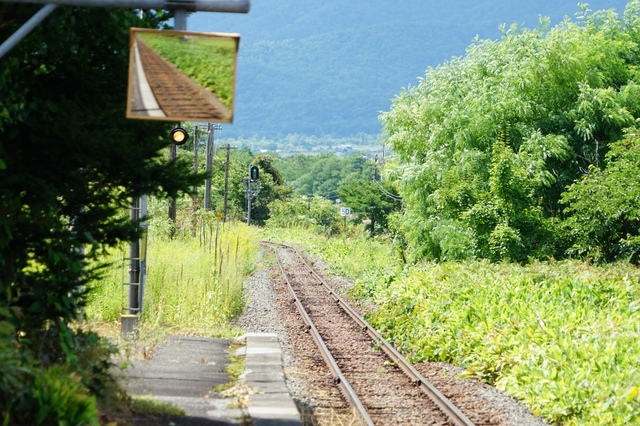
xmin=250 ymin=165 xmax=259 ymax=181
xmin=171 ymin=127 xmax=189 ymax=145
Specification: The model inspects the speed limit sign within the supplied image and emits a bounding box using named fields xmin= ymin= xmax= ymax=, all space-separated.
xmin=340 ymin=207 xmax=351 ymax=216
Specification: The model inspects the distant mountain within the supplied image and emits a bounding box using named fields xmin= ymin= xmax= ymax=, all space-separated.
xmin=187 ymin=0 xmax=631 ymax=139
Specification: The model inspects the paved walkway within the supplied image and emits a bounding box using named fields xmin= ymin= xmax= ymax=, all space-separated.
xmin=118 ymin=334 xmax=302 ymax=425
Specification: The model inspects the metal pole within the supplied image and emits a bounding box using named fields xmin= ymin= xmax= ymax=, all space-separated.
xmin=173 ymin=7 xmax=187 ymax=30
xmin=128 ymin=197 xmax=140 ymax=314
xmin=138 ymin=194 xmax=148 ymax=313
xmin=246 ymin=178 xmax=251 ymax=225
xmin=168 ymin=143 xmax=177 ymax=224
xmin=0 ymin=0 xmax=251 ymax=13
xmin=223 ymin=144 xmax=230 ymax=221
xmin=0 ymin=4 xmax=57 ymax=60
xmin=192 ymin=125 xmax=199 ymax=208
xmin=204 ymin=124 xmax=213 ymax=210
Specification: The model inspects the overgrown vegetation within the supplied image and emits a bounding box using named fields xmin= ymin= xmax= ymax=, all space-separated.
xmin=266 ymin=196 xmax=342 ymax=235
xmin=263 ymin=226 xmax=640 ymax=425
xmin=86 ymin=200 xmax=259 ymax=336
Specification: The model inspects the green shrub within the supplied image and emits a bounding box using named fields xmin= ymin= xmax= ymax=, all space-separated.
xmin=30 ymin=365 xmax=99 ymax=426
xmin=365 ymin=261 xmax=640 ymax=425
xmin=0 ymin=325 xmax=116 ymax=426
xmin=266 ymin=196 xmax=342 ymax=235
xmin=1 ymin=356 xmax=99 ymax=426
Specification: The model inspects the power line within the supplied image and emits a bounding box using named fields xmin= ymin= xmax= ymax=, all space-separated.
xmin=372 ymin=176 xmax=403 ymax=201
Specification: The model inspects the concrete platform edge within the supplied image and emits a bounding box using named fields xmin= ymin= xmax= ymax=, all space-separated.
xmin=235 ymin=333 xmax=302 ymax=425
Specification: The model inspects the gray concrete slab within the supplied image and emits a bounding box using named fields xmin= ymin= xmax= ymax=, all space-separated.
xmin=239 ymin=333 xmax=302 ymax=425
xmin=116 ymin=336 xmax=244 ymax=424
xmin=245 ymin=380 xmax=291 ymax=394
xmin=244 ymin=353 xmax=284 ymax=366
xmin=117 ymin=333 xmax=302 ymax=425
xmin=243 ymin=364 xmax=285 ymax=374
xmin=243 ymin=371 xmax=286 ymax=383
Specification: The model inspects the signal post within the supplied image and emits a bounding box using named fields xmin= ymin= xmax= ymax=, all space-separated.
xmin=243 ymin=165 xmax=260 ymax=225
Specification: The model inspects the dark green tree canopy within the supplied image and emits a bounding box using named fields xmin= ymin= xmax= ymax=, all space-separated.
xmin=381 ymin=1 xmax=640 ymax=262
xmin=0 ymin=6 xmax=198 ymax=415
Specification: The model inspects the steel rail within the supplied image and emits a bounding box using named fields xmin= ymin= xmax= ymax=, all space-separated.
xmin=270 ymin=241 xmax=476 ymax=426
xmin=264 ymin=242 xmax=374 ymax=426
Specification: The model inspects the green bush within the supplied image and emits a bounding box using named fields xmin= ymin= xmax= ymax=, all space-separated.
xmin=0 ymin=321 xmax=116 ymax=425
xmin=561 ymin=132 xmax=640 ymax=263
xmin=30 ymin=365 xmax=99 ymax=426
xmin=266 ymin=196 xmax=342 ymax=235
xmin=1 ymin=353 xmax=99 ymax=426
xmin=365 ymin=261 xmax=640 ymax=425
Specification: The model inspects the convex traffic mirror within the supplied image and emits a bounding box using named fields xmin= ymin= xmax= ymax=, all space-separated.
xmin=127 ymin=28 xmax=240 ymax=124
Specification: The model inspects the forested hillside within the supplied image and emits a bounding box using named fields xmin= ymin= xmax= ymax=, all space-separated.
xmin=188 ymin=0 xmax=630 ymax=140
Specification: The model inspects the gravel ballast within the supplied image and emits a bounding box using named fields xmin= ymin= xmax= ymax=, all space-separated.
xmin=233 ymin=246 xmax=548 ymax=426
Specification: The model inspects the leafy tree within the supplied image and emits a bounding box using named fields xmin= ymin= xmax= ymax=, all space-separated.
xmin=0 ymin=5 xmax=197 ymax=422
xmin=336 ymin=177 xmax=401 ymax=236
xmin=561 ymin=130 xmax=640 ymax=262
xmin=247 ymin=155 xmax=293 ymax=225
xmin=276 ymin=153 xmax=313 ymax=184
xmin=207 ymin=147 xmax=252 ymax=221
xmin=266 ymin=196 xmax=342 ymax=234
xmin=206 ymin=149 xmax=291 ymax=224
xmin=380 ymin=2 xmax=640 ymax=262
xmin=279 ymin=152 xmax=374 ymax=198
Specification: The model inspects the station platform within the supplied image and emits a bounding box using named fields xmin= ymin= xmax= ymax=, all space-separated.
xmin=117 ymin=333 xmax=302 ymax=425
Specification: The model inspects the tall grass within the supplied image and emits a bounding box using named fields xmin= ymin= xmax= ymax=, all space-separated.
xmin=85 ymin=215 xmax=259 ymax=337
xmin=143 ymin=219 xmax=258 ymax=334
xmin=84 ymin=248 xmax=126 ymax=324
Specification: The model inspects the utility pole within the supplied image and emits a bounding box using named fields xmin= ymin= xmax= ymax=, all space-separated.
xmin=222 ymin=143 xmax=236 ymax=221
xmin=168 ymin=142 xmax=177 ymax=225
xmin=192 ymin=125 xmax=199 ymax=209
xmin=204 ymin=124 xmax=214 ymax=210
xmin=122 ymin=195 xmax=147 ymax=337
xmin=128 ymin=197 xmax=140 ymax=316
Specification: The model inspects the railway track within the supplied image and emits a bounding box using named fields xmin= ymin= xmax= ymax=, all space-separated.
xmin=263 ymin=241 xmax=476 ymax=426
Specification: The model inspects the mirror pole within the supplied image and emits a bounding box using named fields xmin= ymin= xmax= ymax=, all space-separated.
xmin=0 ymin=4 xmax=57 ymax=59
xmin=174 ymin=9 xmax=187 ymax=31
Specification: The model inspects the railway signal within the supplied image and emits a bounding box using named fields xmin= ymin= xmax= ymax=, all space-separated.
xmin=171 ymin=127 xmax=189 ymax=145
xmin=244 ymin=165 xmax=261 ymax=225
